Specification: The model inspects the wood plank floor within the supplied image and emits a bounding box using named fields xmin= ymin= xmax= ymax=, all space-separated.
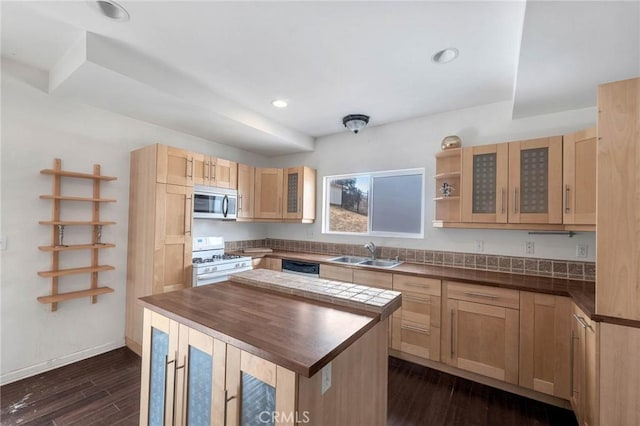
xmin=1 ymin=348 xmax=577 ymax=425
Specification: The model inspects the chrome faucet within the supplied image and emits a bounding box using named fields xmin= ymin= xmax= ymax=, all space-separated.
xmin=364 ymin=242 xmax=376 ymax=260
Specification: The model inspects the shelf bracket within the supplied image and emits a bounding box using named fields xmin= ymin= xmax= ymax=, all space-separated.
xmin=527 ymin=231 xmax=576 ymax=238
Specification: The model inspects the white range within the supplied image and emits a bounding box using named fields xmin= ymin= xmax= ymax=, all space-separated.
xmin=192 ymin=236 xmax=252 ymax=286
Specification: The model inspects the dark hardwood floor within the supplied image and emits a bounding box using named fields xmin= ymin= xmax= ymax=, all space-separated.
xmin=1 ymin=348 xmax=577 ymax=426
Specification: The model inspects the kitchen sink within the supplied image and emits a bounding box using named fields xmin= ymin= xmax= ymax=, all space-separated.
xmin=328 ymin=256 xmax=368 ymax=264
xmin=358 ymin=259 xmax=402 ymax=268
xmin=328 ymin=256 xmax=402 ymax=269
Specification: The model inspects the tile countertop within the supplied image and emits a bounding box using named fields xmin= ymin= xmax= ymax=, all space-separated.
xmin=241 ymin=250 xmax=597 ymax=319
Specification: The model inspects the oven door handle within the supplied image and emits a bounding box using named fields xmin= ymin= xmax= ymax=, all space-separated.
xmin=196 ymin=273 xmax=227 ymax=281
xmin=222 ymin=195 xmax=229 ymax=217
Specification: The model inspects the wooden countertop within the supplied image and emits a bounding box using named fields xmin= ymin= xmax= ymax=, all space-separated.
xmin=139 ymin=281 xmax=382 ymax=378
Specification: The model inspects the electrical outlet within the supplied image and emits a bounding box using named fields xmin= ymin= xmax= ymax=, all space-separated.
xmin=576 ymin=244 xmax=588 ymax=258
xmin=525 ymin=241 xmax=535 ymax=255
xmin=321 ymin=362 xmax=331 ymax=395
xmin=475 ymin=240 xmax=484 ymax=252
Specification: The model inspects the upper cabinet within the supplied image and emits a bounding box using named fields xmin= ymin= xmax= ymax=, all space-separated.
xmin=283 ymin=166 xmax=316 ymax=223
xmin=157 ymin=145 xmax=194 ymax=186
xmin=461 ymin=144 xmax=508 ymax=223
xmin=192 ymin=153 xmax=237 ymax=189
xmin=508 ymin=136 xmax=563 ymax=224
xmin=237 ymin=163 xmax=255 ymax=219
xmin=563 ymin=128 xmax=596 ymax=226
xmin=254 ymin=167 xmax=284 ymax=219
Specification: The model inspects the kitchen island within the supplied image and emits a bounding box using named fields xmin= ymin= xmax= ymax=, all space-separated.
xmin=138 ymin=269 xmax=401 ymax=426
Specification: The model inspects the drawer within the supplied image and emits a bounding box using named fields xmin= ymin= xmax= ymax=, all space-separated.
xmin=393 ymin=274 xmax=441 ymax=296
xmin=319 ymin=264 xmax=353 ymax=282
xmin=401 ymin=293 xmax=441 ymax=328
xmin=392 ymin=316 xmax=441 ymax=361
xmin=353 ymin=270 xmax=393 ymax=290
xmin=446 ymin=281 xmax=519 ymax=309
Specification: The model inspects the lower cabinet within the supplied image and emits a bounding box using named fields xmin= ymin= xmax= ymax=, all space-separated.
xmin=571 ymin=303 xmax=599 ymax=426
xmin=442 ymin=281 xmax=520 ymax=384
xmin=519 ymin=292 xmax=571 ymax=399
xmin=391 ymin=275 xmax=441 ymax=361
xmin=140 ymin=309 xmax=295 ymax=426
xmin=319 ymin=264 xmax=353 ymax=282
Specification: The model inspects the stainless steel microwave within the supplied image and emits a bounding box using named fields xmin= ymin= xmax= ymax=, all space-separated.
xmin=193 ymin=186 xmax=237 ymax=220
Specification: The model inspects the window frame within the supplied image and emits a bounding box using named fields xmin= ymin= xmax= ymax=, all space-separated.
xmin=322 ymin=168 xmax=425 ymax=239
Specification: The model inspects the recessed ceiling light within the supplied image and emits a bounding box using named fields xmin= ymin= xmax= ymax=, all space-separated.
xmin=432 ymin=48 xmax=459 ymax=64
xmin=87 ymin=0 xmax=130 ymax=22
xmin=271 ymin=100 xmax=288 ymax=108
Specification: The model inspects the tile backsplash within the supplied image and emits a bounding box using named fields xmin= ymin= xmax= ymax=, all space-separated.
xmin=226 ymin=238 xmax=596 ymax=282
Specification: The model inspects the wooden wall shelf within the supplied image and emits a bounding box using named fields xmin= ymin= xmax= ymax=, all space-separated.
xmin=38 ymin=159 xmax=117 ymax=311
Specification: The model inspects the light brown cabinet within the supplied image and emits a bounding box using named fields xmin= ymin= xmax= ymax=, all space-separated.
xmin=563 ymin=128 xmax=596 ymax=226
xmin=461 ymin=137 xmax=563 ymax=225
xmin=264 ymin=257 xmax=282 ymax=271
xmin=391 ymin=275 xmax=441 ymax=361
xmin=519 ymin=292 xmax=571 ymax=399
xmin=193 ymin=153 xmax=237 ymax=189
xmin=596 ymin=77 xmax=640 ymax=320
xmin=254 ymin=167 xmax=284 ymax=219
xmin=157 ymin=145 xmax=194 ymax=186
xmin=283 ymin=166 xmax=316 ymax=223
xmin=319 ymin=264 xmax=354 ymax=282
xmin=126 ymin=144 xmax=193 ymax=355
xmin=570 ymin=303 xmax=599 ymax=426
xmin=236 ymin=163 xmax=254 ymax=219
xmin=442 ymin=281 xmax=519 ymax=384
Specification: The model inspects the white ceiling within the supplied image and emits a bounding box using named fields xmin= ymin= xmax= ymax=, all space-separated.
xmin=2 ymin=1 xmax=639 ymax=155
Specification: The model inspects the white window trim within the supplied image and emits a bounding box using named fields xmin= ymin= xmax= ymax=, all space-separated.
xmin=322 ymin=168 xmax=425 ymax=239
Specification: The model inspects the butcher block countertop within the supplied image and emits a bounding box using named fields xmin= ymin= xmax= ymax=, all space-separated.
xmin=139 ymin=274 xmax=401 ymax=377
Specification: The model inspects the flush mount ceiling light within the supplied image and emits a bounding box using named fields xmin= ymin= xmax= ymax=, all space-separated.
xmin=87 ymin=0 xmax=130 ymax=22
xmin=271 ymin=99 xmax=288 ymax=108
xmin=342 ymin=114 xmax=370 ymax=134
xmin=431 ymin=48 xmax=459 ymax=64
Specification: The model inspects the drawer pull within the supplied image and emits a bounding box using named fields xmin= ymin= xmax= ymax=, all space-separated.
xmin=405 ymin=282 xmax=429 ymax=289
xmin=401 ymin=324 xmax=430 ymax=335
xmin=403 ymin=294 xmax=430 ymax=303
xmin=463 ymin=292 xmax=499 ymax=300
xmin=573 ymin=313 xmax=591 ymax=330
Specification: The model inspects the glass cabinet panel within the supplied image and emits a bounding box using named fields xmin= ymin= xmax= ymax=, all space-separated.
xmin=520 ymin=147 xmax=549 ymax=214
xmin=286 ymin=172 xmax=299 ymax=213
xmin=187 ymin=346 xmax=213 ymax=426
xmin=472 ymin=153 xmax=497 ymax=214
xmin=241 ymin=371 xmax=276 ymax=426
xmin=149 ymin=328 xmax=169 ymax=426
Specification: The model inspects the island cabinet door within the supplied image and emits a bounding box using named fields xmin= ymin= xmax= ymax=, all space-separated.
xmin=140 ymin=310 xmax=179 ymax=426
xmin=225 ymin=347 xmax=298 ymax=426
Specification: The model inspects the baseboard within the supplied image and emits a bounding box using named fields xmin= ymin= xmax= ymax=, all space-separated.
xmin=0 ymin=339 xmax=125 ymax=386
xmin=389 ymin=350 xmax=573 ymax=410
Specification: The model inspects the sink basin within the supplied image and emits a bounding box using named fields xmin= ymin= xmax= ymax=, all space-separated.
xmin=328 ymin=256 xmax=368 ymax=264
xmin=358 ymin=259 xmax=402 ymax=268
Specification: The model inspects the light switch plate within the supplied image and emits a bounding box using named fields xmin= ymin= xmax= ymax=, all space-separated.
xmin=525 ymin=241 xmax=535 ymax=255
xmin=321 ymin=362 xmax=331 ymax=395
xmin=475 ymin=240 xmax=484 ymax=252
xmin=576 ymin=244 xmax=588 ymax=258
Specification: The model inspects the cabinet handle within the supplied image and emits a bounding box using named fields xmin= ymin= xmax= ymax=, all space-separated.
xmin=173 ymin=353 xmax=186 ymax=426
xmin=463 ymin=291 xmax=498 ymax=300
xmin=186 ymin=197 xmax=192 ymax=234
xmin=205 ymin=161 xmax=209 ymax=180
xmin=278 ymin=196 xmax=282 ymax=213
xmin=569 ymin=329 xmax=575 ymax=396
xmin=187 ymin=158 xmax=194 ymax=178
xmin=450 ymin=310 xmax=456 ymax=358
xmin=514 ymin=188 xmax=519 ymax=213
xmin=401 ymin=324 xmax=430 ymax=335
xmin=565 ymin=185 xmax=571 ymax=213
xmin=501 ymin=188 xmax=506 ymax=214
xmin=212 ymin=164 xmax=217 ymax=182
xmin=404 ymin=282 xmax=429 ymax=289
xmin=403 ymin=294 xmax=430 ymax=303
xmin=238 ymin=194 xmax=243 ymax=211
xmin=573 ymin=313 xmax=590 ymax=329
xmin=223 ymin=389 xmax=237 ymax=426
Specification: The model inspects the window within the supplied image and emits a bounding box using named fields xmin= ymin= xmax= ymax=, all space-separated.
xmin=323 ymin=168 xmax=424 ymax=238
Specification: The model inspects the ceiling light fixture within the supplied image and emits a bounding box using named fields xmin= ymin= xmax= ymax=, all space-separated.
xmin=342 ymin=114 xmax=370 ymax=134
xmin=87 ymin=0 xmax=130 ymax=22
xmin=432 ymin=48 xmax=459 ymax=64
xmin=271 ymin=99 xmax=288 ymax=108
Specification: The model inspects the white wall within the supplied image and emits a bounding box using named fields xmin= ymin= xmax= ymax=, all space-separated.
xmin=268 ymin=101 xmax=597 ymax=261
xmin=0 ymin=60 xmax=268 ymax=384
